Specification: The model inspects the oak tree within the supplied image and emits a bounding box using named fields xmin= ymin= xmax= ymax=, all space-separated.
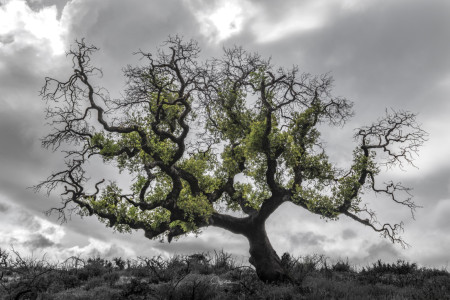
xmin=37 ymin=37 xmax=427 ymax=282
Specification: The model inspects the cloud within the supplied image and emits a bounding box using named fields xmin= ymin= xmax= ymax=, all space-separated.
xmin=364 ymin=242 xmax=402 ymax=263
xmin=25 ymin=0 xmax=69 ymax=18
xmin=23 ymin=233 xmax=55 ymax=249
xmin=154 ymin=228 xmax=248 ymax=255
xmin=0 ymin=110 xmax=38 ymax=161
xmin=0 ymin=201 xmax=10 ymax=213
xmin=185 ymin=0 xmax=256 ymax=43
xmin=0 ymin=197 xmax=65 ymax=253
xmin=432 ymin=199 xmax=450 ymax=229
xmin=290 ymin=232 xmax=328 ymax=247
xmin=57 ymin=238 xmax=136 ymax=260
xmin=60 ymin=0 xmax=199 ymax=55
xmin=0 ymin=0 xmax=449 ymax=270
xmin=227 ymin=0 xmax=450 ymax=121
xmin=249 ymin=0 xmax=337 ymax=43
xmin=0 ymin=1 xmax=71 ymax=217
xmin=342 ymin=229 xmax=357 ymax=240
xmin=0 ymin=198 xmax=139 ymax=262
xmin=0 ymin=0 xmax=65 ymax=54
xmin=0 ymin=33 xmax=14 ymax=44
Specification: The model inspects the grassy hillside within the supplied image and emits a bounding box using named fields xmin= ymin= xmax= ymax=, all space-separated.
xmin=1 ymin=248 xmax=449 ymax=299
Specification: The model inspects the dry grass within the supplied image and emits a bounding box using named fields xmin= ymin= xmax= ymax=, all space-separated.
xmin=1 ymin=248 xmax=449 ymax=299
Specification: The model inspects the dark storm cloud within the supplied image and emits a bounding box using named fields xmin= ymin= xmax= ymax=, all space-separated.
xmin=345 ymin=241 xmax=404 ymax=266
xmin=80 ymin=243 xmax=132 ymax=259
xmin=1 ymin=0 xmax=450 ymax=266
xmin=318 ymin=0 xmax=450 ymax=111
xmin=25 ymin=0 xmax=69 ymax=18
xmin=0 ymin=110 xmax=37 ymax=160
xmin=291 ymin=231 xmax=329 ymax=247
xmin=23 ymin=233 xmax=55 ymax=249
xmin=410 ymin=168 xmax=450 ymax=207
xmin=427 ymin=199 xmax=450 ymax=229
xmin=0 ymin=106 xmax=62 ymax=213
xmin=434 ymin=208 xmax=450 ymax=229
xmin=62 ymin=0 xmax=201 ymax=60
xmin=16 ymin=209 xmax=42 ymax=231
xmin=0 ymin=202 xmax=10 ymax=213
xmin=364 ymin=242 xmax=402 ymax=263
xmin=0 ymin=46 xmax=49 ymax=92
xmin=229 ymin=0 xmax=450 ymax=119
xmin=0 ymin=34 xmax=14 ymax=44
xmin=0 ymin=17 xmax=72 ymax=215
xmin=342 ymin=229 xmax=357 ymax=240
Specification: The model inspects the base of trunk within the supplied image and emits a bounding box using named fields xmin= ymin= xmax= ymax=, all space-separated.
xmin=247 ymin=224 xmax=290 ymax=283
xmin=249 ymin=255 xmax=290 ymax=283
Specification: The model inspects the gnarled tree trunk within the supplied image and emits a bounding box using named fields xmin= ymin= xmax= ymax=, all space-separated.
xmin=245 ymin=223 xmax=289 ymax=282
xmin=210 ymin=211 xmax=290 ymax=282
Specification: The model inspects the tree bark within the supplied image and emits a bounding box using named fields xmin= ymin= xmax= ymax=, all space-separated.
xmin=210 ymin=210 xmax=290 ymax=282
xmin=245 ymin=223 xmax=289 ymax=283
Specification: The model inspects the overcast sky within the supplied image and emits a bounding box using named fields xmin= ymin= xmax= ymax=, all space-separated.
xmin=1 ymin=0 xmax=450 ymax=268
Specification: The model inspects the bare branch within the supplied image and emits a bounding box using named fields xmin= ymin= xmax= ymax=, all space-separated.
xmin=344 ymin=210 xmax=409 ymax=248
xmin=356 ymin=109 xmax=428 ymax=169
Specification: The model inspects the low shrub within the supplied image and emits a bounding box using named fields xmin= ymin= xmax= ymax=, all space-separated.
xmin=120 ymin=278 xmax=155 ymax=299
xmin=103 ymin=271 xmax=121 ymax=287
xmin=159 ymin=273 xmax=219 ymax=300
xmin=1 ymin=248 xmax=450 ymax=299
xmin=84 ymin=276 xmax=105 ymax=291
xmin=332 ymin=258 xmax=353 ymax=273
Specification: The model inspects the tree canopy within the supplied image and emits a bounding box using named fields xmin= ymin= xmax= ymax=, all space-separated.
xmin=37 ymin=37 xmax=427 ymax=282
